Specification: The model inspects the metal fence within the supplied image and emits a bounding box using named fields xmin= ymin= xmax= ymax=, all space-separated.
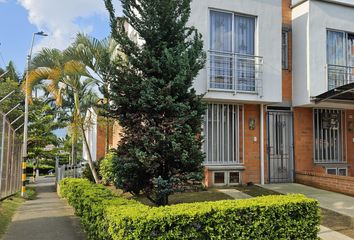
xmin=327 ymin=64 xmax=354 ymax=90
xmin=56 ymin=164 xmax=83 ymax=183
xmin=0 ymin=112 xmax=23 ymax=199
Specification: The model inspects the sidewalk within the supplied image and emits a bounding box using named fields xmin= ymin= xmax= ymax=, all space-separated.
xmin=262 ymin=183 xmax=354 ymax=218
xmin=218 ymin=186 xmax=354 ymax=240
xmin=3 ymin=177 xmax=86 ymax=240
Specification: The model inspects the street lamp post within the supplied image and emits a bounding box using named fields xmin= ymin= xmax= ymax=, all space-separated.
xmin=21 ymin=31 xmax=47 ymax=197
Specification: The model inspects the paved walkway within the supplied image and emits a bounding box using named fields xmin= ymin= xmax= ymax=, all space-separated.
xmin=3 ymin=177 xmax=86 ymax=240
xmin=262 ymin=183 xmax=354 ymax=218
xmin=219 ymin=186 xmax=354 ymax=240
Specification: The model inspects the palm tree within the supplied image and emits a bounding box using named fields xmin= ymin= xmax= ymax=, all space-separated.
xmin=24 ymin=48 xmax=101 ymax=183
xmin=66 ymin=34 xmax=120 ymax=152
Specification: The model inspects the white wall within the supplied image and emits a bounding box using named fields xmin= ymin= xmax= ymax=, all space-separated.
xmin=82 ymin=109 xmax=97 ymax=162
xmin=190 ymin=0 xmax=282 ymax=104
xmin=292 ymin=0 xmax=354 ymax=107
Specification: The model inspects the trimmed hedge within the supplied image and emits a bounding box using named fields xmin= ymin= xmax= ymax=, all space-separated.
xmin=59 ymin=178 xmax=320 ymax=240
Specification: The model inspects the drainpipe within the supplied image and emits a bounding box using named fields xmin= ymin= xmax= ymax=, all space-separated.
xmin=260 ymin=104 xmax=265 ymax=185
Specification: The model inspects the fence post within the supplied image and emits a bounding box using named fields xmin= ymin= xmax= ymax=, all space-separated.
xmin=0 ymin=115 xmax=6 ymax=198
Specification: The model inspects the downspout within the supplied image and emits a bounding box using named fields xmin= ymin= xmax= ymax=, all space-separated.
xmin=260 ymin=104 xmax=265 ymax=185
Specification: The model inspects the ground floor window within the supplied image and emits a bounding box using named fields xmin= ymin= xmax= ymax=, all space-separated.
xmin=204 ymin=104 xmax=243 ymax=165
xmin=313 ymin=109 xmax=345 ymax=163
xmin=212 ymin=171 xmax=241 ymax=185
xmin=326 ymin=167 xmax=347 ymax=176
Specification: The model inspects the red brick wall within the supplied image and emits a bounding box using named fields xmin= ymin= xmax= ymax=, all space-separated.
xmin=282 ymin=0 xmax=292 ymax=102
xmin=96 ymin=124 xmax=107 ymax=161
xmin=296 ymin=171 xmax=354 ymax=197
xmin=346 ymin=110 xmax=354 ymax=176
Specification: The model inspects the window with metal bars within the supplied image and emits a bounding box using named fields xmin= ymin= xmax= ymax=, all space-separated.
xmin=203 ymin=104 xmax=243 ymax=165
xmin=313 ymin=109 xmax=345 ymax=163
xmin=282 ymin=30 xmax=289 ymax=69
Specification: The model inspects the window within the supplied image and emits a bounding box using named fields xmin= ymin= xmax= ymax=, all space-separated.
xmin=338 ymin=168 xmax=347 ymax=176
xmin=326 ymin=167 xmax=347 ymax=176
xmin=209 ymin=10 xmax=259 ymax=92
xmin=229 ymin=172 xmax=240 ymax=184
xmin=214 ymin=172 xmax=225 ymax=184
xmin=282 ymin=31 xmax=288 ymax=69
xmin=327 ymin=30 xmax=354 ymax=89
xmin=326 ymin=168 xmax=337 ymax=175
xmin=314 ymin=109 xmax=344 ymax=164
xmin=204 ymin=104 xmax=242 ymax=165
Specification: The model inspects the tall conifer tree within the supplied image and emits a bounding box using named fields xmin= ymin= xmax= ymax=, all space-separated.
xmin=104 ymin=0 xmax=206 ymax=205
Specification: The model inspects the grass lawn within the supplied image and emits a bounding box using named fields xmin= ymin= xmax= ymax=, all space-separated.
xmin=0 ymin=194 xmax=25 ymax=239
xmin=235 ymin=185 xmax=354 ymax=238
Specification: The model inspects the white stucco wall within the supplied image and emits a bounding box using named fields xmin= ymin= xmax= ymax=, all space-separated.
xmin=292 ymin=0 xmax=354 ymax=108
xmin=189 ymin=0 xmax=282 ymax=104
xmin=82 ymin=108 xmax=97 ymax=162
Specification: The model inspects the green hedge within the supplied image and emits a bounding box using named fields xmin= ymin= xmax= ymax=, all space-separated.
xmin=59 ymin=178 xmax=320 ymax=240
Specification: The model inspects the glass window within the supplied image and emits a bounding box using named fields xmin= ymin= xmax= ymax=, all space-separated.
xmin=229 ymin=172 xmax=240 ymax=184
xmin=282 ymin=31 xmax=288 ymax=69
xmin=326 ymin=168 xmax=337 ymax=175
xmin=338 ymin=168 xmax=347 ymax=176
xmin=214 ymin=172 xmax=225 ymax=184
xmin=209 ymin=10 xmax=256 ymax=91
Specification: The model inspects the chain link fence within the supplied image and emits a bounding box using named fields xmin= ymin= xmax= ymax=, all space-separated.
xmin=0 ymin=112 xmax=23 ymax=200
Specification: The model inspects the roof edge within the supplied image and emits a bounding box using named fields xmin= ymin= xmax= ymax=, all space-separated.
xmin=292 ymin=0 xmax=354 ymax=9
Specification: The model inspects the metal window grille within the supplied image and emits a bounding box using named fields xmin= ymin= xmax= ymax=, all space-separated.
xmin=313 ymin=109 xmax=345 ymax=163
xmin=204 ymin=104 xmax=243 ymax=165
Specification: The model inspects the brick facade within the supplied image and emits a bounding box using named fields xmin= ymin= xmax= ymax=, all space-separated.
xmin=296 ymin=171 xmax=354 ymax=197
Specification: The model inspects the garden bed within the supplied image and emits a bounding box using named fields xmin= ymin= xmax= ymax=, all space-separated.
xmin=60 ymin=178 xmax=320 ymax=240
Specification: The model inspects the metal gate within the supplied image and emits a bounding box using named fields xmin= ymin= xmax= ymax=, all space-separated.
xmin=267 ymin=110 xmax=294 ymax=183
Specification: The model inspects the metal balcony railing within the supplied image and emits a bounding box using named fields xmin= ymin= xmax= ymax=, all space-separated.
xmin=208 ymin=50 xmax=263 ymax=95
xmin=327 ymin=64 xmax=354 ymax=90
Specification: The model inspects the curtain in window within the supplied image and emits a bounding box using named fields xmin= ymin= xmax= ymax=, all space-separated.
xmin=235 ymin=15 xmax=255 ymax=91
xmin=327 ymin=31 xmax=346 ymax=89
xmin=210 ymin=11 xmax=232 ymax=89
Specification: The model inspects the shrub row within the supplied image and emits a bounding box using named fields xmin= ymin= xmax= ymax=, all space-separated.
xmin=59 ymin=178 xmax=320 ymax=240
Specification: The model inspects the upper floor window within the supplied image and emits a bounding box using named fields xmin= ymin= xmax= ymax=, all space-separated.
xmin=327 ymin=30 xmax=354 ymax=89
xmin=282 ymin=30 xmax=289 ymax=69
xmin=209 ymin=10 xmax=262 ymax=93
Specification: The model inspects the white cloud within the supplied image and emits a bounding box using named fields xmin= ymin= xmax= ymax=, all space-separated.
xmin=18 ymin=0 xmax=121 ymax=51
xmin=0 ymin=0 xmax=7 ymax=3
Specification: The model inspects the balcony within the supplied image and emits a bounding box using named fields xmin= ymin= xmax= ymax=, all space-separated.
xmin=327 ymin=64 xmax=354 ymax=90
xmin=208 ymin=50 xmax=263 ymax=95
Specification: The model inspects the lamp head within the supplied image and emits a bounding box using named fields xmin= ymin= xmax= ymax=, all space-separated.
xmin=35 ymin=31 xmax=48 ymax=37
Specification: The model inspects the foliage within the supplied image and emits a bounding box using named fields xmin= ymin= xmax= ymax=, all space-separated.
xmin=23 ymin=187 xmax=37 ymax=200
xmin=60 ymin=178 xmax=321 ymax=240
xmin=104 ymin=0 xmax=206 ymax=205
xmin=27 ymin=98 xmax=66 ymax=163
xmin=0 ymin=193 xmax=25 ymax=239
xmin=82 ymin=162 xmax=100 ymax=183
xmin=99 ymin=152 xmax=116 ymax=185
xmin=0 ymin=63 xmax=23 ymax=126
xmin=26 ymin=47 xmax=100 ymax=182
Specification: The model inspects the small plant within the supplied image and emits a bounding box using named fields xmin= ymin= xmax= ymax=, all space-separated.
xmin=99 ymin=152 xmax=116 ymax=185
xmin=82 ymin=162 xmax=100 ymax=183
xmin=24 ymin=187 xmax=37 ymax=200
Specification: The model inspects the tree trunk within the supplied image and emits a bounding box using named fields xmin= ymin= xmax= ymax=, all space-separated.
xmin=81 ymin=124 xmax=100 ymax=183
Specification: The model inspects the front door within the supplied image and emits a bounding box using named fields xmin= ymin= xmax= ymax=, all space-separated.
xmin=267 ymin=110 xmax=294 ymax=183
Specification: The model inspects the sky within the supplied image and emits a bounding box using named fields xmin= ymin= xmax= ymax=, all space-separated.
xmin=0 ymin=0 xmax=122 ymax=72
xmin=0 ymin=0 xmax=122 ymax=137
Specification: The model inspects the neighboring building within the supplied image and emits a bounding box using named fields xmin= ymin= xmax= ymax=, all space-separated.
xmin=90 ymin=0 xmax=354 ymax=191
xmin=83 ymin=108 xmax=121 ymax=162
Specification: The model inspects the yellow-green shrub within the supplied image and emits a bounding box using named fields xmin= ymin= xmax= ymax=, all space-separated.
xmin=60 ymin=178 xmax=320 ymax=240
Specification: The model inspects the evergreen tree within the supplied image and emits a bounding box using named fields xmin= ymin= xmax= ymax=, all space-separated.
xmin=104 ymin=0 xmax=206 ymax=205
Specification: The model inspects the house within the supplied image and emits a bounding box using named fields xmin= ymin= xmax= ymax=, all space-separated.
xmin=90 ymin=0 xmax=354 ymax=195
xmin=194 ymin=0 xmax=354 ymax=191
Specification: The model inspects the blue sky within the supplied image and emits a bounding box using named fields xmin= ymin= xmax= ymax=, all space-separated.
xmin=0 ymin=0 xmax=122 ymax=137
xmin=0 ymin=0 xmax=122 ymax=72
